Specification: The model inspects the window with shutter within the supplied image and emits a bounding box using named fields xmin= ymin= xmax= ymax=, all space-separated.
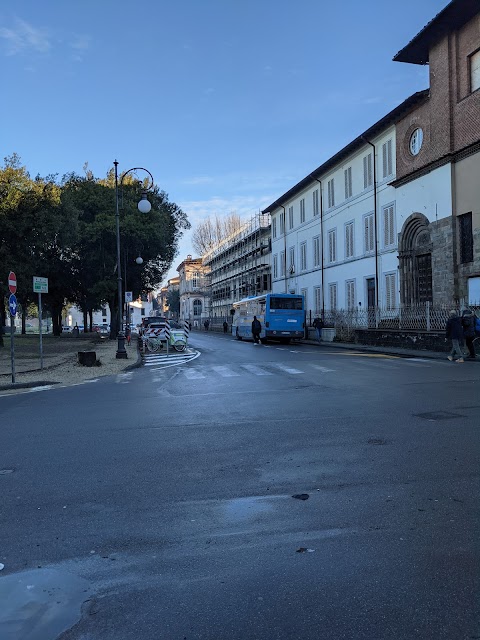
xmin=344 ymin=167 xmax=352 ymax=199
xmin=363 ymin=153 xmax=373 ymax=188
xmin=364 ymin=214 xmax=374 ymax=253
xmin=382 ymin=140 xmax=393 ymax=178
xmin=385 ymin=273 xmax=396 ymax=310
xmin=300 ymin=199 xmax=305 ymax=223
xmin=273 ymin=255 xmax=278 ymax=279
xmin=280 ymin=251 xmax=285 ymax=276
xmin=345 ymin=222 xmax=354 ymax=258
xmin=300 ymin=243 xmax=307 ymax=271
xmin=272 ymin=218 xmax=277 ymax=239
xmin=313 ymin=189 xmax=319 ymax=216
xmin=327 ymin=179 xmax=335 ymax=208
xmin=288 ymin=206 xmax=294 ymax=229
xmin=301 ymin=288 xmax=307 ymax=311
xmin=280 ymin=211 xmax=285 ymax=235
xmin=289 ymin=247 xmax=295 ymax=270
xmin=328 ymin=229 xmax=336 ymax=263
xmin=314 ymin=287 xmax=322 ymax=313
xmin=329 ymin=284 xmax=337 ymax=311
xmin=313 ymin=236 xmax=320 ymax=267
xmin=383 ymin=205 xmax=395 ymax=247
xmin=346 ymin=280 xmax=355 ymax=310
xmin=471 ymin=50 xmax=480 ymax=92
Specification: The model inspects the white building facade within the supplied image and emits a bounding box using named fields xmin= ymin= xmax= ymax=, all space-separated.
xmin=264 ymin=92 xmax=430 ymax=321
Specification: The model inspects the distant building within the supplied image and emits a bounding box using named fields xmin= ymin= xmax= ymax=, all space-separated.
xmin=202 ymin=213 xmax=272 ymax=317
xmin=177 ymin=256 xmax=210 ymax=325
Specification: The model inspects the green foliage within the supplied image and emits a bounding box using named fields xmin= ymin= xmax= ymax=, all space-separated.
xmin=166 ymin=289 xmax=180 ymax=314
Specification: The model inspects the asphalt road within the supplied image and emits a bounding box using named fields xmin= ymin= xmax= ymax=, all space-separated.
xmin=0 ymin=332 xmax=479 ymax=640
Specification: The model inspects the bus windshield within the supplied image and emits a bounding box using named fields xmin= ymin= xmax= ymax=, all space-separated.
xmin=269 ymin=296 xmax=303 ymax=310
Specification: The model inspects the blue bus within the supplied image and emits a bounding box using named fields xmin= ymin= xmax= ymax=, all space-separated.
xmin=232 ymin=293 xmax=305 ymax=344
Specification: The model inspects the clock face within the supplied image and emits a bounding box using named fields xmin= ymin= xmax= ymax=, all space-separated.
xmin=409 ymin=128 xmax=423 ymax=155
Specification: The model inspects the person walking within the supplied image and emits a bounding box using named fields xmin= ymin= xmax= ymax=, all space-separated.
xmin=251 ymin=315 xmax=262 ymax=345
xmin=125 ymin=324 xmax=131 ymax=346
xmin=312 ymin=317 xmax=323 ymax=343
xmin=223 ymin=321 xmax=228 ymax=333
xmin=445 ymin=310 xmax=464 ymax=362
xmin=461 ymin=308 xmax=476 ymax=360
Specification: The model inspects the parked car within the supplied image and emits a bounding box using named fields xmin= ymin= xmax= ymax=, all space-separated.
xmin=62 ymin=326 xmax=72 ymax=333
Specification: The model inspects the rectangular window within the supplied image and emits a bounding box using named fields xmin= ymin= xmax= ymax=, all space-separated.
xmin=346 ymin=280 xmax=356 ymax=310
xmin=344 ymin=167 xmax=352 ymax=199
xmin=300 ymin=198 xmax=305 ymax=223
xmin=313 ymin=189 xmax=319 ymax=216
xmin=300 ymin=242 xmax=307 ymax=271
xmin=364 ymin=213 xmax=375 ymax=253
xmin=329 ymin=283 xmax=337 ymax=311
xmin=313 ymin=236 xmax=321 ymax=267
xmin=363 ymin=153 xmax=373 ymax=188
xmin=289 ymin=247 xmax=295 ymax=272
xmin=471 ymin=49 xmax=480 ymax=92
xmin=301 ymin=288 xmax=307 ymax=311
xmin=382 ymin=139 xmax=393 ymax=178
xmin=273 ymin=254 xmax=278 ymax=279
xmin=280 ymin=211 xmax=285 ymax=235
xmin=383 ymin=204 xmax=395 ymax=247
xmin=314 ymin=286 xmax=322 ymax=313
xmin=272 ymin=217 xmax=277 ymax=239
xmin=280 ymin=250 xmax=285 ymax=276
xmin=385 ymin=273 xmax=396 ymax=310
xmin=459 ymin=212 xmax=474 ymax=263
xmin=288 ymin=206 xmax=294 ymax=230
xmin=327 ymin=179 xmax=335 ymax=208
xmin=345 ymin=222 xmax=354 ymax=259
xmin=328 ymin=229 xmax=337 ymax=263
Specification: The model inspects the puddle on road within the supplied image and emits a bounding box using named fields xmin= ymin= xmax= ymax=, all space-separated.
xmin=0 ymin=567 xmax=91 ymax=640
xmin=222 ymin=495 xmax=277 ymax=522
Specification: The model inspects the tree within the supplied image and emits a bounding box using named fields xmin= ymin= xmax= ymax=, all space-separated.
xmin=166 ymin=289 xmax=180 ymax=317
xmin=192 ymin=213 xmax=243 ymax=256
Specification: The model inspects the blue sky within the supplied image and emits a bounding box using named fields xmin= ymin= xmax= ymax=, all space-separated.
xmin=1 ymin=0 xmax=446 ymax=286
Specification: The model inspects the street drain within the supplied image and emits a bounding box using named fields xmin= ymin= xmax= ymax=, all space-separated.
xmin=414 ymin=411 xmax=464 ymax=421
xmin=0 ymin=469 xmax=14 ymax=475
xmin=368 ymin=438 xmax=386 ymax=445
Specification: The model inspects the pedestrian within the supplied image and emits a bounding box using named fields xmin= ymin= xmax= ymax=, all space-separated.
xmin=461 ymin=308 xmax=476 ymax=360
xmin=445 ymin=310 xmax=464 ymax=362
xmin=251 ymin=315 xmax=261 ymax=344
xmin=125 ymin=324 xmax=131 ymax=346
xmin=312 ymin=317 xmax=323 ymax=343
xmin=223 ymin=321 xmax=228 ymax=333
xmin=204 ymin=319 xmax=209 ymax=331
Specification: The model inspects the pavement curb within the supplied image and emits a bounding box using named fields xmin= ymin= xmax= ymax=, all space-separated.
xmin=299 ymin=338 xmax=449 ymax=360
xmin=0 ymin=380 xmax=61 ymax=391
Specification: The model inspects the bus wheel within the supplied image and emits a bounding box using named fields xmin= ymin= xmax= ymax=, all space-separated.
xmin=280 ymin=338 xmax=291 ymax=345
xmin=236 ymin=328 xmax=242 ymax=341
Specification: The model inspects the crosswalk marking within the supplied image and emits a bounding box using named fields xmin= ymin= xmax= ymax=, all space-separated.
xmin=272 ymin=363 xmax=303 ymax=374
xmin=183 ymin=368 xmax=206 ymax=379
xmin=211 ymin=365 xmax=240 ymax=377
xmin=310 ymin=364 xmax=335 ymax=373
xmin=241 ymin=364 xmax=273 ymax=376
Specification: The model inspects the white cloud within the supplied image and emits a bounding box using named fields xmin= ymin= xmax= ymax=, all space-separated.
xmin=70 ymin=34 xmax=91 ymax=51
xmin=182 ymin=176 xmax=215 ymax=186
xmin=0 ymin=18 xmax=51 ymax=56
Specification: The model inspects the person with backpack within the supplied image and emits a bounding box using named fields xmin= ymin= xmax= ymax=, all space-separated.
xmin=312 ymin=317 xmax=323 ymax=343
xmin=445 ymin=310 xmax=464 ymax=362
xmin=251 ymin=315 xmax=262 ymax=345
xmin=461 ymin=308 xmax=476 ymax=360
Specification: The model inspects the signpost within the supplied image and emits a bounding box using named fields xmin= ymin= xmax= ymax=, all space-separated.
xmin=164 ymin=319 xmax=171 ymax=357
xmin=8 ymin=271 xmax=17 ymax=294
xmin=33 ymin=276 xmax=48 ymax=370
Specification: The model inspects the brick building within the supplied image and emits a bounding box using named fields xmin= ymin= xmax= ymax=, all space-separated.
xmin=393 ymin=0 xmax=480 ymax=305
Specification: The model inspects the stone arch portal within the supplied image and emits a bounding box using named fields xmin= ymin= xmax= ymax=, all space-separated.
xmin=398 ymin=213 xmax=433 ymax=304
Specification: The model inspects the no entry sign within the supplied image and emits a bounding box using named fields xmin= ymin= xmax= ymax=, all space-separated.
xmin=8 ymin=271 xmax=17 ymax=294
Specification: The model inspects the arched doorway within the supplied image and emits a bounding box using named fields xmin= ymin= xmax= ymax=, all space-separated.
xmin=398 ymin=213 xmax=433 ymax=304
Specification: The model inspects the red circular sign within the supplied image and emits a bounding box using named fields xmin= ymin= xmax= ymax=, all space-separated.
xmin=8 ymin=271 xmax=17 ymax=294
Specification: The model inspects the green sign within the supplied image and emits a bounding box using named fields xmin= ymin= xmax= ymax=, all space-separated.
xmin=33 ymin=276 xmax=48 ymax=294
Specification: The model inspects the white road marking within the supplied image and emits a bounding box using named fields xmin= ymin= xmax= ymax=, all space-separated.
xmin=310 ymin=364 xmax=335 ymax=373
xmin=212 ymin=366 xmax=240 ymax=377
xmin=183 ymin=369 xmax=206 ymax=379
xmin=241 ymin=364 xmax=273 ymax=376
xmin=272 ymin=363 xmax=303 ymax=374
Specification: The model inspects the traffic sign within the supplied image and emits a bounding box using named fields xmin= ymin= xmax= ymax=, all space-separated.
xmin=9 ymin=294 xmax=17 ymax=316
xmin=33 ymin=276 xmax=48 ymax=294
xmin=125 ymin=291 xmax=133 ymax=302
xmin=8 ymin=271 xmax=17 ymax=294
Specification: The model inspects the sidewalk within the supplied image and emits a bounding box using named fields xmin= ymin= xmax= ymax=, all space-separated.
xmin=0 ymin=334 xmax=140 ymax=391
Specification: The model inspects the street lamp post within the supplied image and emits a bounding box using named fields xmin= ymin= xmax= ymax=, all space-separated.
xmin=114 ymin=160 xmax=154 ymax=359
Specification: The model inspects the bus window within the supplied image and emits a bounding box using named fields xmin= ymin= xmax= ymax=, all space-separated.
xmin=269 ymin=296 xmax=303 ymax=310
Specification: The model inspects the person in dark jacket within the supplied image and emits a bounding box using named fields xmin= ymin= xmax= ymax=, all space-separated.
xmin=445 ymin=310 xmax=464 ymax=362
xmin=251 ymin=315 xmax=262 ymax=344
xmin=461 ymin=308 xmax=476 ymax=359
xmin=312 ymin=317 xmax=323 ymax=343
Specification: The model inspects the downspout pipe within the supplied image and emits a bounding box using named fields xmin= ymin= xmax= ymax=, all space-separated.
xmin=312 ymin=177 xmax=325 ymax=321
xmin=362 ymin=138 xmax=379 ymax=308
xmin=279 ymin=205 xmax=287 ymax=293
